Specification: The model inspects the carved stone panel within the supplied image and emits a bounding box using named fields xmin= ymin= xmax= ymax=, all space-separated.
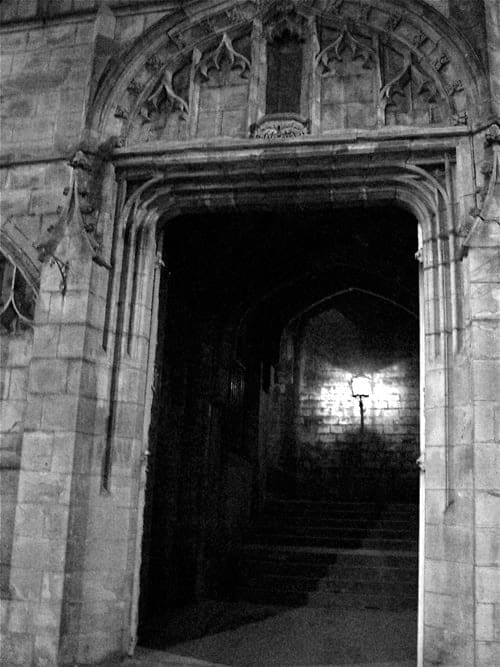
xmin=195 ymin=34 xmax=251 ymax=139
xmin=318 ymin=25 xmax=378 ymax=131
xmin=380 ymin=46 xmax=447 ymax=127
xmin=110 ymin=0 xmax=476 ymax=146
xmin=132 ymin=64 xmax=190 ymax=143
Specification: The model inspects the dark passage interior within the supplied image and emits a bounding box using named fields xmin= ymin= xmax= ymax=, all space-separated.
xmin=138 ymin=204 xmax=420 ymax=663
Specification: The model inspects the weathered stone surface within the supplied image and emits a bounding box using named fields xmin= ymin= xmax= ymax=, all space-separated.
xmin=0 ymin=2 xmax=499 ymax=666
xmin=471 ymin=319 xmax=500 ymax=358
xmin=29 ymin=358 xmax=69 ymax=394
xmin=476 ymin=640 xmax=500 ymax=666
xmin=40 ymin=572 xmax=64 ymax=603
xmin=425 ymin=523 xmax=473 ymax=562
xmin=424 ymin=622 xmax=474 ymax=666
xmin=33 ymin=628 xmax=59 ymax=667
xmin=476 ymin=566 xmax=500 ymax=604
xmin=0 ymin=632 xmax=32 ymax=665
xmin=476 ymin=491 xmax=500 ymax=527
xmin=18 ymin=470 xmax=71 ymax=505
xmin=11 ymin=536 xmax=66 ymax=573
xmin=475 ymin=443 xmax=500 ymax=489
xmin=472 ymin=361 xmax=500 ymax=401
xmin=469 ymin=248 xmax=500 ymax=283
xmin=476 ymin=603 xmax=500 ymax=641
xmin=476 ymin=527 xmax=500 ymax=566
xmin=474 ymin=402 xmax=497 ymax=442
xmin=8 ymin=565 xmax=42 ymax=601
xmin=425 ymin=559 xmax=473 ymax=596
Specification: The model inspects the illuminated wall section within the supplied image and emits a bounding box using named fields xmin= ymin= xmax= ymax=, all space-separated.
xmin=295 ymin=307 xmax=419 ymax=501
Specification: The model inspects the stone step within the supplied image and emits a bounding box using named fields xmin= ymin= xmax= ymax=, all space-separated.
xmin=240 ymin=559 xmax=331 ymax=578
xmin=241 ymin=573 xmax=418 ymax=594
xmin=266 ymin=500 xmax=418 ymax=509
xmin=245 ymin=534 xmax=417 ymax=550
xmin=261 ymin=513 xmax=418 ymax=525
xmin=267 ymin=500 xmax=383 ymax=509
xmin=250 ymin=527 xmax=417 ymax=539
xmin=325 ymin=565 xmax=418 ymax=581
xmin=236 ymin=587 xmax=308 ymax=607
xmin=266 ymin=501 xmax=418 ymax=514
xmin=240 ymin=561 xmax=418 ymax=581
xmin=241 ymin=545 xmax=418 ymax=568
xmin=256 ymin=516 xmax=416 ymax=527
xmin=375 ymin=520 xmax=419 ymax=529
xmin=238 ymin=500 xmax=419 ymax=612
xmin=362 ymin=538 xmax=418 ymax=550
xmin=307 ymin=591 xmax=418 ymax=610
xmin=237 ymin=587 xmax=417 ymax=610
xmin=255 ymin=517 xmax=375 ymax=526
xmin=316 ymin=579 xmax=418 ymax=596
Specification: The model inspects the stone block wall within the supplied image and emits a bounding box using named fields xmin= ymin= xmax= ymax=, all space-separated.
xmin=0 ymin=1 xmax=498 ymax=665
xmin=0 ymin=10 xmax=164 ymax=662
xmin=1 ymin=20 xmax=94 ymax=158
xmin=0 ymin=331 xmax=33 ymax=596
xmin=469 ymin=242 xmax=500 ymax=665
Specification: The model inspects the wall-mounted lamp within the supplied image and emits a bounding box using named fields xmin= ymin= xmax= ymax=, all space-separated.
xmin=351 ymin=374 xmax=371 ymax=435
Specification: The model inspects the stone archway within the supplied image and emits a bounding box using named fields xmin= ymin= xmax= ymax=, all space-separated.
xmin=6 ymin=1 xmax=498 ymax=665
xmin=110 ymin=136 xmax=454 ymax=660
xmin=134 ymin=199 xmax=423 ymax=660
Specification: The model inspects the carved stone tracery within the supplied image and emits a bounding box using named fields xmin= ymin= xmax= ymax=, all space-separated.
xmin=196 ymin=33 xmax=251 ymax=80
xmin=316 ymin=24 xmax=375 ymax=73
xmin=146 ymin=69 xmax=189 ymax=117
xmin=0 ymin=254 xmax=36 ymax=332
xmin=380 ymin=56 xmax=440 ymax=111
xmin=109 ymin=0 xmax=476 ymax=145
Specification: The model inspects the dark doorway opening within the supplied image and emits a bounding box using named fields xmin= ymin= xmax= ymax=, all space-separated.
xmin=137 ymin=204 xmax=419 ymax=665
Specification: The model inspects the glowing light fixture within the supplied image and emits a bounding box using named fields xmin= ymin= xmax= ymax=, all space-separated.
xmin=351 ymin=374 xmax=371 ymax=435
xmin=351 ymin=375 xmax=371 ymax=399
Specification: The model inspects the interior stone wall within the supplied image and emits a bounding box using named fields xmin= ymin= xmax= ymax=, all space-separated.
xmin=269 ymin=307 xmax=421 ymax=501
xmin=297 ymin=357 xmax=419 ymax=501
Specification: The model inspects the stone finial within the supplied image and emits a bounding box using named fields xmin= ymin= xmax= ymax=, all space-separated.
xmin=412 ymin=31 xmax=428 ymax=49
xmin=445 ymin=80 xmax=464 ymax=96
xmin=485 ymin=123 xmax=500 ymax=147
xmin=452 ymin=111 xmax=468 ymax=126
xmin=433 ymin=52 xmax=450 ymax=72
xmin=385 ymin=11 xmax=404 ymax=33
xmin=114 ymin=105 xmax=129 ymax=120
xmin=145 ymin=55 xmax=164 ymax=74
xmin=263 ymin=0 xmax=306 ymax=42
xmin=127 ymin=79 xmax=143 ymax=97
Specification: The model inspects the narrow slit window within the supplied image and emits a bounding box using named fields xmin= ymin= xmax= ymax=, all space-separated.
xmin=266 ymin=36 xmax=303 ymax=114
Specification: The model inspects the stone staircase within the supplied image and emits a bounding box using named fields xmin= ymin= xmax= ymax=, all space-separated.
xmin=237 ymin=499 xmax=419 ymax=610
